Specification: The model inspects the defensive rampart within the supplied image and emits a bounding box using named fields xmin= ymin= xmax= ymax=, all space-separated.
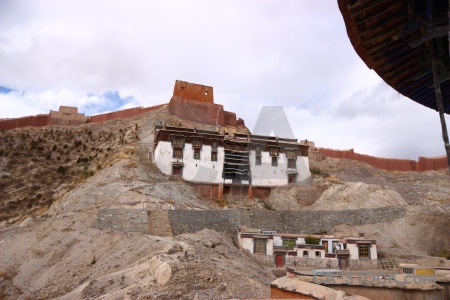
xmin=89 ymin=105 xmax=165 ymax=123
xmin=316 ymin=148 xmax=447 ymax=172
xmin=0 ymin=114 xmax=50 ymax=130
xmin=0 ymin=104 xmax=165 ymax=131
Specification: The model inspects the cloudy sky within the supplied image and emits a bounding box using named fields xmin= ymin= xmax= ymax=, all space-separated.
xmin=0 ymin=0 xmax=448 ymax=160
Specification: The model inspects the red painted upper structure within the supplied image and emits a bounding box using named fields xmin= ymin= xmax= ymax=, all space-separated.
xmin=173 ymin=80 xmax=214 ymax=104
xmin=168 ymin=80 xmax=240 ymax=127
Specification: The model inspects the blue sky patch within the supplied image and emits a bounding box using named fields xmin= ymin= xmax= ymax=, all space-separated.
xmin=0 ymin=85 xmax=13 ymax=94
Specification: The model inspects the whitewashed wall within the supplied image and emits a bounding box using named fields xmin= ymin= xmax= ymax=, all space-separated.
xmin=266 ymin=239 xmax=274 ymax=256
xmin=241 ymin=237 xmax=254 ymax=254
xmin=370 ymin=245 xmax=378 ymax=260
xmin=154 ymin=141 xmax=224 ymax=184
xmin=348 ymin=244 xmax=359 ymax=259
xmin=274 ymin=236 xmax=306 ymax=247
xmin=273 ymin=236 xmax=282 ymax=247
xmin=249 ymin=151 xmax=311 ymax=186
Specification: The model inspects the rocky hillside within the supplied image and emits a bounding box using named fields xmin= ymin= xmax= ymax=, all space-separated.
xmin=0 ymin=105 xmax=449 ymax=299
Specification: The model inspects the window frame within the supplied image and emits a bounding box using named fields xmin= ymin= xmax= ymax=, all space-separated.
xmin=194 ymin=149 xmax=201 ymax=160
xmin=173 ymin=148 xmax=183 ymax=159
xmin=254 ymin=239 xmax=267 ymax=255
xmin=172 ymin=135 xmax=185 ymax=149
xmin=192 ymin=138 xmax=203 ymax=149
xmin=358 ymin=245 xmax=370 ymax=259
xmin=211 ymin=139 xmax=218 ymax=150
xmin=286 ymin=149 xmax=297 ymax=159
xmin=271 ymin=156 xmax=278 ymax=167
xmin=270 ymin=147 xmax=279 ymax=157
xmin=211 ymin=151 xmax=217 ymax=161
xmin=287 ymin=158 xmax=296 ymax=169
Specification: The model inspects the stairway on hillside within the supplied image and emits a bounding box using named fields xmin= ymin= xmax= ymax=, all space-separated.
xmin=148 ymin=210 xmax=173 ymax=237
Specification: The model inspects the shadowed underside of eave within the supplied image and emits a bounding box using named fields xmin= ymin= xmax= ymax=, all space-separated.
xmin=338 ymin=0 xmax=450 ymax=114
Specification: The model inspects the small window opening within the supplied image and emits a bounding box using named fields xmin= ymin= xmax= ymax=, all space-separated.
xmin=272 ymin=156 xmax=278 ymax=167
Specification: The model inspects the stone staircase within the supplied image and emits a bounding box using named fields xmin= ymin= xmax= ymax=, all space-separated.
xmin=148 ymin=210 xmax=173 ymax=237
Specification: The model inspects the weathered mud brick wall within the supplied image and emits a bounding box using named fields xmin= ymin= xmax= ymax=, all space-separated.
xmin=49 ymin=106 xmax=88 ymax=125
xmin=0 ymin=114 xmax=49 ymax=130
xmin=417 ymin=155 xmax=447 ymax=171
xmin=94 ymin=209 xmax=148 ymax=233
xmin=169 ymin=97 xmax=225 ymax=126
xmin=89 ymin=105 xmax=165 ymax=123
xmin=168 ymin=80 xmax=240 ymax=127
xmin=317 ymin=148 xmax=448 ymax=172
xmin=223 ymin=111 xmax=237 ymax=127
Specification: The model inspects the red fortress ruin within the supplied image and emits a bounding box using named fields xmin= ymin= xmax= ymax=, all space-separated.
xmin=168 ymin=80 xmax=244 ymax=127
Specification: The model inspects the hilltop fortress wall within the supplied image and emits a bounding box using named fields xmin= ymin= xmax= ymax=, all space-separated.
xmin=313 ymin=147 xmax=447 ymax=172
xmin=0 ymin=104 xmax=165 ymax=131
xmin=89 ymin=104 xmax=165 ymax=123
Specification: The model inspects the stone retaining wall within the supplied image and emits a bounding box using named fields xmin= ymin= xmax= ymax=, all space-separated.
xmin=94 ymin=209 xmax=148 ymax=233
xmin=94 ymin=206 xmax=405 ymax=237
xmin=168 ymin=207 xmax=406 ymax=235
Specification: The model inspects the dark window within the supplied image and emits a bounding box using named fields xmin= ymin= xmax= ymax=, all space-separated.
xmin=255 ymin=145 xmax=262 ymax=155
xmin=315 ymin=251 xmax=321 ymax=258
xmin=192 ymin=138 xmax=202 ymax=149
xmin=211 ymin=151 xmax=217 ymax=161
xmin=403 ymin=268 xmax=414 ymax=274
xmin=254 ymin=239 xmax=266 ymax=254
xmin=303 ymin=251 xmax=308 ymax=257
xmin=194 ymin=149 xmax=200 ymax=160
xmin=211 ymin=139 xmax=218 ymax=150
xmin=172 ymin=136 xmax=184 ymax=148
xmin=173 ymin=148 xmax=183 ymax=159
xmin=270 ymin=147 xmax=279 ymax=157
xmin=358 ymin=245 xmax=370 ymax=259
xmin=255 ymin=155 xmax=262 ymax=165
xmin=272 ymin=156 xmax=278 ymax=167
xmin=283 ymin=239 xmax=296 ymax=250
xmin=286 ymin=149 xmax=297 ymax=159
xmin=288 ymin=159 xmax=296 ymax=169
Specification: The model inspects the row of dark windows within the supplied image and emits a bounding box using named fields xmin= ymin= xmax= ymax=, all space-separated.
xmin=173 ymin=148 xmax=217 ymax=161
xmin=174 ymin=148 xmax=296 ymax=168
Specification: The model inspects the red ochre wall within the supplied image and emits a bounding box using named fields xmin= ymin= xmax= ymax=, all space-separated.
xmin=0 ymin=114 xmax=50 ymax=130
xmin=89 ymin=105 xmax=165 ymax=123
xmin=173 ymin=80 xmax=214 ymax=104
xmin=317 ymin=148 xmax=447 ymax=172
xmin=169 ymin=97 xmax=226 ymax=126
xmin=0 ymin=104 xmax=165 ymax=130
xmin=223 ymin=111 xmax=237 ymax=127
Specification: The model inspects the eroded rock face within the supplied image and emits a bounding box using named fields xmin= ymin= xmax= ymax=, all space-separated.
xmin=307 ymin=182 xmax=408 ymax=210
